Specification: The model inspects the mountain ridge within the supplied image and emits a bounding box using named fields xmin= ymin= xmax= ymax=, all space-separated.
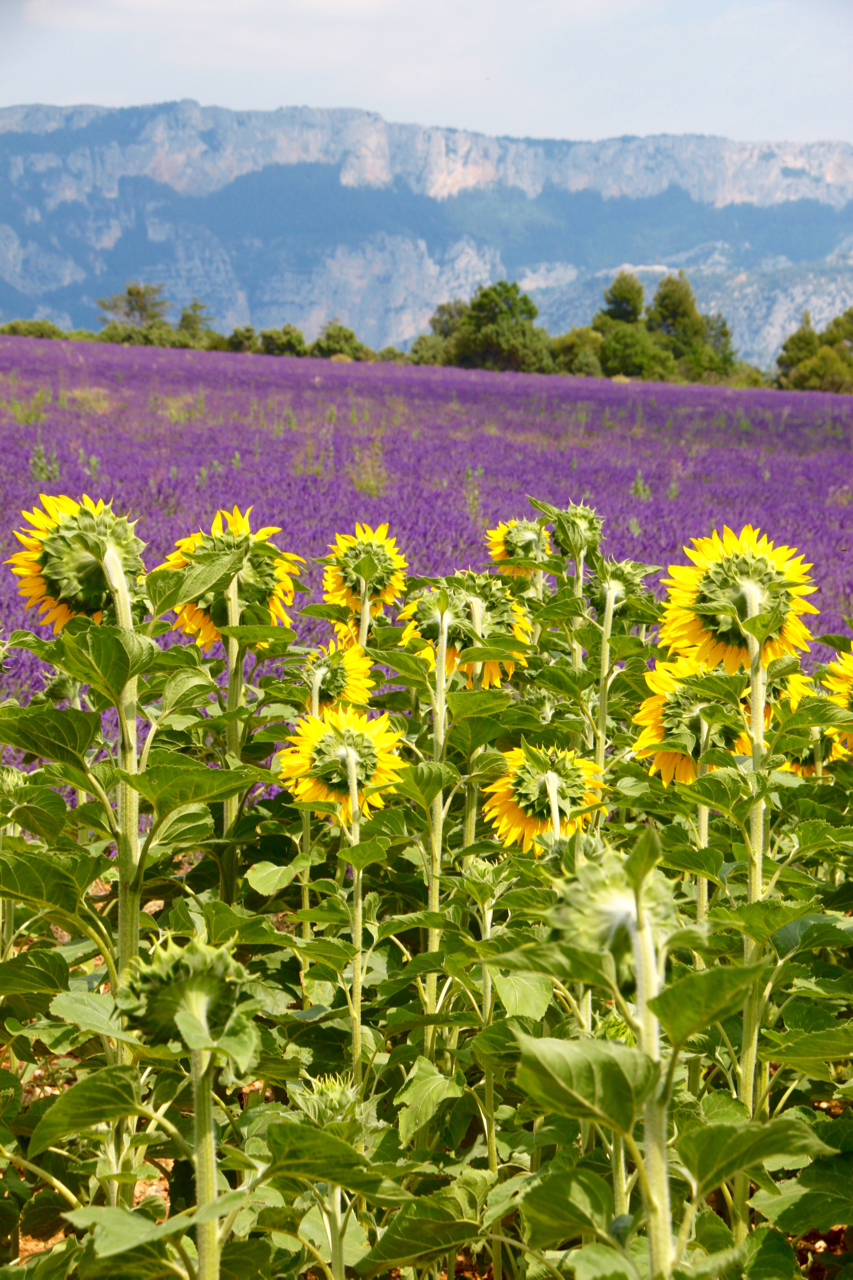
xmin=1 ymin=100 xmax=852 ymax=363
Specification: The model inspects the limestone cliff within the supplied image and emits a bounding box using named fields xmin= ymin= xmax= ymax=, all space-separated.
xmin=1 ymin=101 xmax=852 ymax=363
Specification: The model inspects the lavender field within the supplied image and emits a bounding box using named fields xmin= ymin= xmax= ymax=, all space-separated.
xmin=1 ymin=335 xmax=851 ymax=689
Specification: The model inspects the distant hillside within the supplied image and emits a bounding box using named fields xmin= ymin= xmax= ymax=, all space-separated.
xmin=1 ymin=101 xmax=852 ymax=365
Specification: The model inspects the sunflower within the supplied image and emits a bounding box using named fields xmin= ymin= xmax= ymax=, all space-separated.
xmin=633 ymin=652 xmax=779 ymax=784
xmin=323 ymin=523 xmax=407 ymax=620
xmin=660 ymin=525 xmax=818 ymax=673
xmin=633 ymin=654 xmax=716 ymax=786
xmin=304 ymin=641 xmax=374 ymax=712
xmin=6 ymin=493 xmax=145 ymax=633
xmin=822 ymin=652 xmax=853 ymax=747
xmin=482 ymin=743 xmax=603 ymax=853
xmin=779 ymin=737 xmax=849 ymax=778
xmin=398 ymin=573 xmax=533 ymax=690
xmin=278 ymin=705 xmax=405 ymax=825
xmin=486 ymin=520 xmax=551 ymax=578
xmin=153 ymin=506 xmax=303 ymax=651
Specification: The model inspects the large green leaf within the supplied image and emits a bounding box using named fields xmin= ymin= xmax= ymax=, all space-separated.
xmin=0 ymin=852 xmax=84 ymax=915
xmin=122 ymin=763 xmax=257 ymax=815
xmin=267 ymin=1122 xmax=408 ymax=1204
xmin=677 ymin=1117 xmax=832 ymax=1199
xmin=29 ymin=1065 xmax=143 ymax=1155
xmin=758 ymin=1027 xmax=853 ymax=1081
xmin=563 ymin=1244 xmax=639 ymax=1280
xmin=0 ymin=707 xmax=100 ymax=767
xmin=648 ymin=964 xmax=766 ymax=1049
xmin=393 ymin=762 xmax=461 ymax=810
xmin=64 ymin=1190 xmax=248 ymax=1258
xmin=519 ymin=1165 xmax=613 ymax=1248
xmin=396 ymin=1056 xmax=465 ymax=1145
xmin=446 ymin=691 xmax=513 ymax=722
xmin=515 ymin=1035 xmax=658 ymax=1136
xmin=356 ymin=1201 xmax=479 ymax=1273
xmin=489 ymin=942 xmax=618 ymax=992
xmin=245 ymin=855 xmax=309 ymax=897
xmin=709 ymin=899 xmax=820 ymax=945
xmin=58 ymin=627 xmax=159 ymax=702
xmin=492 ymin=971 xmax=552 ymax=1020
xmin=742 ymin=1226 xmax=799 ymax=1280
xmin=0 ymin=950 xmax=68 ymax=998
xmin=50 ymin=991 xmax=140 ymax=1048
xmin=2 ymin=786 xmax=67 ymax=841
xmin=750 ymin=1154 xmax=853 ymax=1234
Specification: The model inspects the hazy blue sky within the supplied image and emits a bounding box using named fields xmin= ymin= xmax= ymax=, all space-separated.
xmin=1 ymin=0 xmax=850 ymax=143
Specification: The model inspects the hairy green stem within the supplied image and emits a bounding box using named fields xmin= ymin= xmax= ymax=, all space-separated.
xmin=631 ymin=893 xmax=672 ymax=1279
xmin=695 ymin=721 xmax=710 ymax=969
xmin=358 ymin=578 xmax=370 ymax=649
xmin=103 ymin=546 xmax=139 ymax=984
xmin=479 ymin=901 xmax=502 ymax=1280
xmin=595 ymin=583 xmax=616 ymax=773
xmin=301 ymin=810 xmax=312 ymax=1009
xmin=346 ymin=748 xmax=363 ymax=1087
xmin=571 ymin=551 xmax=585 ymax=673
xmin=329 ymin=1186 xmax=346 ymax=1280
xmin=612 ymin=1135 xmax=629 ymax=1218
xmin=220 ymin=577 xmax=243 ymax=905
xmin=734 ymin=587 xmax=767 ymax=1245
xmin=192 ymin=1049 xmax=220 ymax=1280
xmin=544 ymin=771 xmax=562 ymax=840
xmin=425 ymin=613 xmax=449 ymax=1048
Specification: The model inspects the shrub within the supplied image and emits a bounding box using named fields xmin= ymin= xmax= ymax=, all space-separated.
xmin=0 ymin=319 xmax=64 ymax=340
xmin=259 ymin=325 xmax=308 ymax=357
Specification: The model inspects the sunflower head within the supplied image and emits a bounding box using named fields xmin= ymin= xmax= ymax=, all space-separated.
xmin=6 ymin=493 xmax=145 ymax=633
xmin=323 ymin=523 xmax=407 ymax=618
xmin=587 ymin=557 xmax=656 ymax=616
xmin=780 ymin=737 xmax=849 ymax=778
xmin=557 ymin=851 xmax=677 ymax=954
xmin=278 ymin=705 xmax=405 ymax=824
xmin=633 ymin=653 xmax=746 ymax=785
xmin=304 ymin=641 xmax=374 ymax=711
xmin=152 ymin=506 xmax=303 ymax=651
xmin=531 ymin=500 xmax=603 ymax=562
xmin=486 ymin=520 xmax=551 ymax=577
xmin=116 ymin=937 xmax=252 ymax=1046
xmin=822 ymin=652 xmax=853 ymax=747
xmin=660 ymin=525 xmax=818 ymax=673
xmin=482 ymin=742 xmax=604 ymax=853
xmin=399 ymin=573 xmax=533 ymax=690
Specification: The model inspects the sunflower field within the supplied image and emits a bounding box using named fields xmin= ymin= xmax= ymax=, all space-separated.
xmin=2 ymin=340 xmax=853 ymax=1280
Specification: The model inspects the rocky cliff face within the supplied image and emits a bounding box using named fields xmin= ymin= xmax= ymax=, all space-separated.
xmin=1 ymin=100 xmax=852 ymax=364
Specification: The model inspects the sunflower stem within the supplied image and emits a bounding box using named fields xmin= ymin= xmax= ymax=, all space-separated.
xmin=630 ymin=888 xmax=672 ymax=1279
xmin=192 ymin=1048 xmax=220 ymax=1280
xmin=733 ymin=583 xmax=767 ymax=1245
xmin=358 ymin=578 xmax=370 ymax=648
xmin=426 ymin=612 xmax=450 ymax=1056
xmin=695 ymin=721 xmax=709 ymax=970
xmin=345 ymin=747 xmax=363 ymax=1089
xmin=571 ymin=550 xmax=585 ymax=672
xmin=221 ymin=576 xmax=243 ymax=905
xmin=463 ymin=598 xmax=484 ymax=864
xmin=310 ymin=664 xmax=325 ymax=719
xmin=103 ymin=545 xmax=139 ymax=986
xmin=301 ymin=810 xmax=312 ymax=1009
xmin=544 ymin=770 xmax=562 ymax=840
xmin=595 ymin=583 xmax=616 ymax=774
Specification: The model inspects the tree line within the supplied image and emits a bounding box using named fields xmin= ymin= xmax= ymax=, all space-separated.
xmin=1 ymin=275 xmax=851 ymax=392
